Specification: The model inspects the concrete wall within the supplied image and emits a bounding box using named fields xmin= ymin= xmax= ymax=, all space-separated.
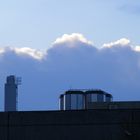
xmin=0 ymin=109 xmax=140 ymax=140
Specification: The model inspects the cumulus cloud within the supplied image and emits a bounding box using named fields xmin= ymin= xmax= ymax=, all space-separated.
xmin=0 ymin=48 xmax=5 ymax=54
xmin=53 ymin=33 xmax=93 ymax=45
xmin=0 ymin=46 xmax=45 ymax=60
xmin=134 ymin=46 xmax=140 ymax=52
xmin=14 ymin=47 xmax=45 ymax=60
xmin=103 ymin=38 xmax=130 ymax=48
xmin=53 ymin=33 xmax=93 ymax=47
xmin=0 ymin=33 xmax=140 ymax=111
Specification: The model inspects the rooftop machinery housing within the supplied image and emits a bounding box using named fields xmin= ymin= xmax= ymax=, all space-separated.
xmin=59 ymin=89 xmax=113 ymax=110
xmin=59 ymin=89 xmax=140 ymax=111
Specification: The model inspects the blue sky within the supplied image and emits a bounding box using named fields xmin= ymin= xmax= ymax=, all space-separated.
xmin=0 ymin=1 xmax=140 ymax=111
xmin=0 ymin=0 xmax=140 ymax=50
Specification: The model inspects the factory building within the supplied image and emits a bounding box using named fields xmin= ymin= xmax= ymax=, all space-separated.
xmin=2 ymin=78 xmax=140 ymax=139
xmin=0 ymin=109 xmax=140 ymax=140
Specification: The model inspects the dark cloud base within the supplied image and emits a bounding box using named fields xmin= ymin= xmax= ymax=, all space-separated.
xmin=0 ymin=34 xmax=140 ymax=111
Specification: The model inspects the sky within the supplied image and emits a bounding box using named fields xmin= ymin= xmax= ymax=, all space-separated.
xmin=0 ymin=0 xmax=140 ymax=111
xmin=0 ymin=0 xmax=140 ymax=49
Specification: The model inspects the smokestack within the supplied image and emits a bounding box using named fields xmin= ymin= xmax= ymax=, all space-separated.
xmin=4 ymin=75 xmax=21 ymax=112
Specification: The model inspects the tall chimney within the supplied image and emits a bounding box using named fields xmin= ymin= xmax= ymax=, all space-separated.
xmin=4 ymin=75 xmax=18 ymax=111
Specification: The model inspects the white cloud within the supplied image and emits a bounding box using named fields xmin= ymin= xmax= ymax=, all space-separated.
xmin=14 ymin=47 xmax=45 ymax=60
xmin=103 ymin=38 xmax=130 ymax=48
xmin=53 ymin=33 xmax=93 ymax=47
xmin=134 ymin=46 xmax=140 ymax=52
xmin=0 ymin=48 xmax=5 ymax=54
xmin=0 ymin=47 xmax=45 ymax=60
xmin=103 ymin=39 xmax=140 ymax=53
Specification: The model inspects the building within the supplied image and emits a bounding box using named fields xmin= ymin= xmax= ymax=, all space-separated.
xmin=2 ymin=86 xmax=140 ymax=139
xmin=59 ymin=89 xmax=113 ymax=110
xmin=87 ymin=101 xmax=140 ymax=110
xmin=0 ymin=108 xmax=140 ymax=140
xmin=4 ymin=75 xmax=19 ymax=111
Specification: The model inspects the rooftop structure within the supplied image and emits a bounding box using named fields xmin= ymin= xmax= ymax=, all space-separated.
xmin=59 ymin=89 xmax=112 ymax=110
